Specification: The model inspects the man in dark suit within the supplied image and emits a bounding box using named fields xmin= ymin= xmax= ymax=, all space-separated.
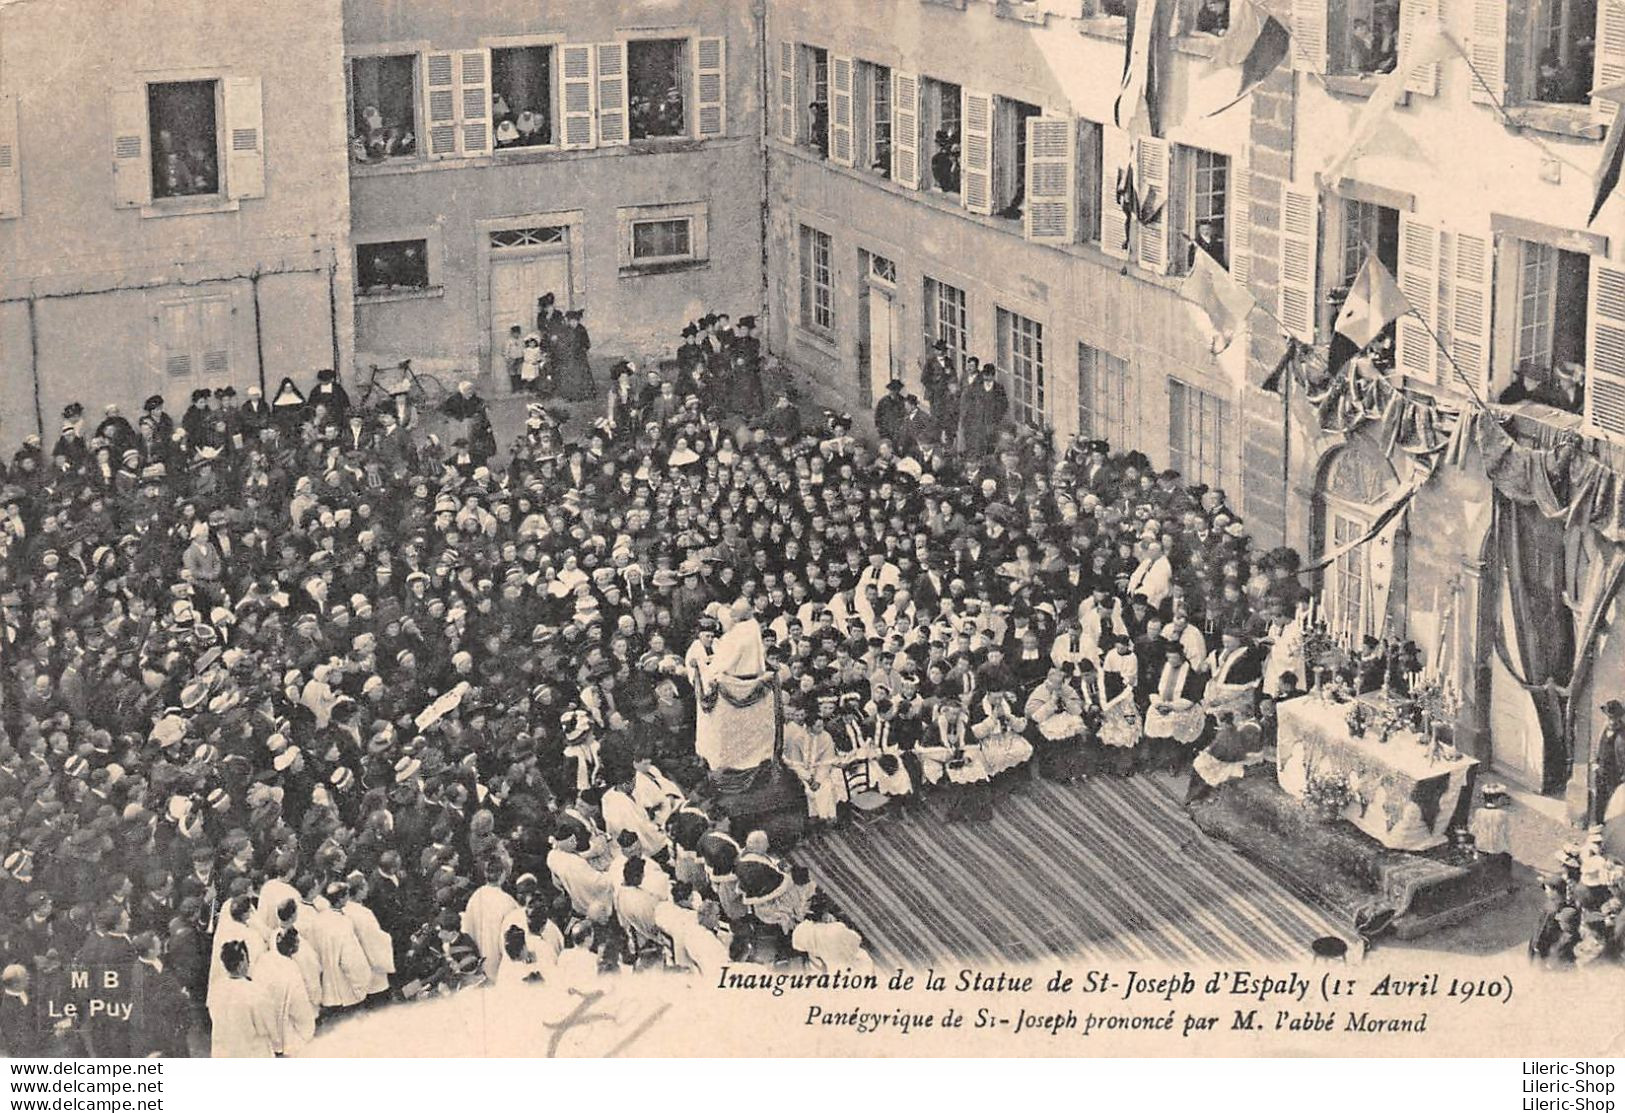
xmin=128 ymin=932 xmax=192 ymax=1058
xmin=74 ymin=905 xmax=135 ymax=1057
xmin=0 ymin=964 xmax=45 ymax=1058
xmin=873 ymin=379 xmax=907 ymax=445
xmin=1591 ymin=699 xmax=1625 ymax=824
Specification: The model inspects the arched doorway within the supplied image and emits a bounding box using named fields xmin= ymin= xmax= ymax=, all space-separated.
xmin=1314 ymin=440 xmax=1404 ymax=644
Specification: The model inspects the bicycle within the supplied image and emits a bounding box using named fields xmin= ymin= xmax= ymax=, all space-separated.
xmin=355 ymin=358 xmax=451 ymax=412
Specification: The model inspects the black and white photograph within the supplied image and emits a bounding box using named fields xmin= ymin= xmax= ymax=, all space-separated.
xmin=0 ymin=0 xmax=1622 ymax=1075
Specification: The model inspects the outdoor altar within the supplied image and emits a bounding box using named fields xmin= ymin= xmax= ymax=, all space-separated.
xmin=1275 ymin=694 xmax=1479 ymax=851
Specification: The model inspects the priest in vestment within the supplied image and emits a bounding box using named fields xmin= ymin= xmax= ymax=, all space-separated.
xmin=694 ymin=600 xmax=778 ymax=771
xmin=460 ymin=864 xmax=521 ymax=980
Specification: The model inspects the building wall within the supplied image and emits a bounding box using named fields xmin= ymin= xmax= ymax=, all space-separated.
xmin=343 ymin=0 xmax=765 ymax=382
xmin=0 ymin=0 xmax=353 ymax=436
xmin=764 ymin=0 xmax=1258 ymax=498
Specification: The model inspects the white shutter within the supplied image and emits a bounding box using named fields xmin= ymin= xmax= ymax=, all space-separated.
xmin=1100 ymin=124 xmax=1132 ymax=261
xmin=596 ymin=43 xmax=628 ymax=146
xmin=1587 ymin=257 xmax=1625 ymax=438
xmin=961 ymin=88 xmax=994 ymax=215
xmin=111 ymin=85 xmax=151 ymax=209
xmin=1396 ymin=216 xmax=1439 ymax=382
xmin=560 ymin=45 xmax=597 ymax=150
xmin=1447 ymin=229 xmax=1492 ymax=395
xmin=1278 ymin=186 xmax=1319 ymax=342
xmin=222 ymin=76 xmax=265 ymax=200
xmin=777 ymin=42 xmax=797 ymax=144
xmin=1136 ymin=136 xmax=1170 ymax=274
xmin=1468 ymin=0 xmax=1507 ymax=105
xmin=1230 ymin=162 xmax=1252 ymax=285
xmin=199 ymin=297 xmax=232 ymax=383
xmin=423 ymin=52 xmax=458 ymax=157
xmin=1025 ymin=116 xmax=1077 ymax=244
xmin=1291 ymin=0 xmax=1329 ymax=73
xmin=891 ymin=71 xmax=921 ymax=189
xmin=0 ymin=93 xmax=20 ymax=219
xmin=694 ymin=36 xmax=726 ymax=139
xmin=1595 ymin=0 xmax=1625 ymax=126
xmin=1400 ymin=0 xmax=1442 ymax=96
xmin=830 ymin=56 xmax=855 ymax=167
xmin=157 ymin=301 xmax=194 ymax=380
xmin=458 ymin=50 xmax=490 ymax=156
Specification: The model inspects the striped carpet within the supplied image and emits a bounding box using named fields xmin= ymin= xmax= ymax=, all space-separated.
xmin=791 ymin=775 xmax=1352 ymax=966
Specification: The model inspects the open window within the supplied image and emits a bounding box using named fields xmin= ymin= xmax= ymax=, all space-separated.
xmin=1528 ymin=0 xmax=1599 ymax=104
xmin=1321 ymin=194 xmax=1399 ymax=341
xmin=149 ymin=81 xmax=221 ymax=199
xmin=1470 ymin=0 xmax=1615 ymax=117
xmin=350 ymin=55 xmax=420 ymax=163
xmin=921 ymin=77 xmax=962 ymax=198
xmin=1329 ymin=0 xmax=1402 ymax=75
xmin=491 ymin=46 xmax=554 ymax=149
xmin=992 ymin=96 xmax=1042 ymax=222
xmin=858 ymin=61 xmax=893 ymax=175
xmin=628 ymin=39 xmax=687 ymax=140
xmin=356 ymin=238 xmax=433 ymax=297
xmin=797 ymin=45 xmax=831 ymax=157
xmin=1173 ymin=145 xmax=1230 ymax=273
xmin=1492 ymin=237 xmax=1589 ymax=412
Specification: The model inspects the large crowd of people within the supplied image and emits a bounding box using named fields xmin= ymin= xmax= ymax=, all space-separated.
xmin=0 ymin=298 xmax=1500 ymax=1060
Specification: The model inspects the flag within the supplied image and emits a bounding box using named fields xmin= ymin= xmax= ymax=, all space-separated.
xmin=1180 ymin=249 xmax=1256 ymax=357
xmin=1589 ymin=87 xmax=1625 ymax=225
xmin=1261 ymin=338 xmax=1302 ymax=395
xmin=1321 ymin=18 xmax=1461 ymax=183
xmin=1334 ymin=255 xmax=1411 ymax=349
xmin=1203 ymin=0 xmax=1292 ymax=117
xmin=1115 ymin=0 xmax=1172 ymax=136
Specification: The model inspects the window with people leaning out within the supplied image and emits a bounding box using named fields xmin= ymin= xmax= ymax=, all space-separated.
xmin=356 ymin=239 xmax=431 ymax=296
xmin=925 ymin=78 xmax=962 ymax=198
xmin=149 ymin=80 xmax=221 ymax=199
xmin=1324 ymin=197 xmax=1399 ymax=370
xmin=800 ymin=45 xmax=831 ymax=157
xmin=350 ymin=55 xmax=418 ymax=164
xmin=630 ymin=39 xmax=687 ymax=139
xmin=492 ymin=46 xmax=554 ymax=149
xmin=1089 ymin=0 xmax=1229 ymax=31
xmin=1496 ymin=239 xmax=1589 ymax=415
xmin=995 ymin=97 xmax=1042 ymax=222
xmin=1528 ymin=0 xmax=1597 ymax=103
xmin=1332 ymin=0 xmax=1401 ymax=76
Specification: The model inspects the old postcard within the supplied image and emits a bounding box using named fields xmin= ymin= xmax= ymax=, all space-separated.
xmin=0 ymin=0 xmax=1622 ymax=1069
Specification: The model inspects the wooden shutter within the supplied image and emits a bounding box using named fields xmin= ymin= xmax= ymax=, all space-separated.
xmin=423 ymin=52 xmax=458 ymax=157
xmin=1587 ymin=257 xmax=1625 ymax=437
xmin=694 ymin=36 xmax=726 ymax=139
xmin=110 ymin=85 xmax=151 ymax=209
xmin=1291 ymin=0 xmax=1329 ymax=73
xmin=1400 ymin=0 xmax=1442 ymax=96
xmin=458 ymin=50 xmax=490 ymax=155
xmin=1100 ymin=124 xmax=1132 ymax=261
xmin=961 ymin=88 xmax=994 ymax=215
xmin=1595 ymin=0 xmax=1625 ymax=126
xmin=777 ymin=42 xmax=797 ymax=144
xmin=1025 ymin=116 xmax=1076 ymax=244
xmin=595 ymin=43 xmax=628 ymax=146
xmin=560 ymin=45 xmax=597 ymax=149
xmin=830 ymin=55 xmax=855 ymax=166
xmin=199 ymin=296 xmax=232 ymax=383
xmin=891 ymin=71 xmax=921 ymax=188
xmin=1277 ymin=186 xmax=1319 ymax=342
xmin=1136 ymin=136 xmax=1170 ymax=274
xmin=1230 ymin=161 xmax=1252 ymax=285
xmin=1468 ymin=0 xmax=1507 ymax=105
xmin=157 ymin=301 xmax=194 ymax=379
xmin=1396 ymin=216 xmax=1439 ymax=381
xmin=0 ymin=93 xmax=19 ymax=219
xmin=1447 ymin=229 xmax=1492 ymax=394
xmin=222 ymin=76 xmax=265 ymax=200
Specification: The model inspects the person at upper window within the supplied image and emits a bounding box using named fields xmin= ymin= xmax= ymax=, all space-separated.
xmin=1348 ymin=18 xmax=1376 ymax=73
xmin=1196 ymin=0 xmax=1230 ymax=35
xmin=1187 ymin=220 xmax=1225 ymax=269
xmin=1371 ymin=5 xmax=1400 ymax=73
xmin=810 ymin=100 xmax=831 ymax=157
xmin=931 ymin=129 xmax=961 ymax=194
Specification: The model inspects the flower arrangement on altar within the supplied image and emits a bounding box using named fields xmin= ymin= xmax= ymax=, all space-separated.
xmin=1304 ymin=771 xmax=1362 ymax=820
xmin=1302 ymin=621 xmax=1350 ymax=695
xmin=1345 ymin=701 xmax=1373 ymax=739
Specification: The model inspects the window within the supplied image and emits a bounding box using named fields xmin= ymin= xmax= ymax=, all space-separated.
xmin=924 ymin=278 xmax=970 ymax=372
xmin=1528 ymin=0 xmax=1597 ymax=103
xmin=1500 ymin=238 xmax=1588 ymax=411
xmin=1195 ymin=0 xmax=1231 ymax=33
xmin=491 ymin=46 xmax=554 ymax=149
xmin=1078 ymin=343 xmax=1133 ymax=451
xmin=154 ymin=294 xmax=232 ymax=384
xmin=350 ymin=55 xmax=419 ymax=163
xmin=489 ymin=225 xmax=565 ymax=249
xmin=1329 ymin=512 xmax=1368 ymax=640
xmin=800 ymin=225 xmax=834 ymax=334
xmin=356 ymin=239 xmax=432 ymax=295
xmin=868 ymin=253 xmax=897 ymax=284
xmin=618 ymin=202 xmax=708 ymax=272
xmin=1330 ymin=0 xmax=1401 ymax=76
xmin=922 ymin=78 xmax=962 ymax=197
xmin=797 ymin=46 xmax=831 ymax=156
xmin=149 ymin=81 xmax=220 ymax=199
xmin=1338 ymin=199 xmax=1399 ymax=289
xmin=862 ymin=62 xmax=892 ymax=175
xmin=629 ymin=39 xmax=687 ymax=139
xmin=1168 ymin=379 xmax=1233 ymax=491
xmin=1186 ymin=147 xmax=1229 ymax=269
xmin=633 ymin=220 xmax=691 ymax=262
xmin=994 ymin=97 xmax=1042 ymax=222
xmin=997 ymin=308 xmax=1046 ymax=429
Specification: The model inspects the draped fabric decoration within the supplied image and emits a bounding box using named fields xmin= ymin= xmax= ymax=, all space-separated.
xmin=695 ymin=675 xmax=781 ymax=772
xmin=1478 ymin=416 xmax=1625 ymax=789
